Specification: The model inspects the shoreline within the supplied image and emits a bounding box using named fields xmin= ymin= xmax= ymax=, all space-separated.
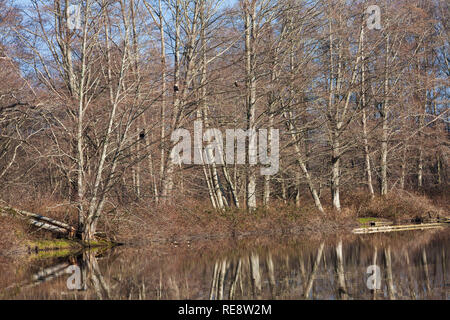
xmin=2 ymin=215 xmax=448 ymax=260
xmin=1 ymin=191 xmax=448 ymax=259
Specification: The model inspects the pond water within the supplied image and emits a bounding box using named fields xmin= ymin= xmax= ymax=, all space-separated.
xmin=1 ymin=228 xmax=448 ymax=300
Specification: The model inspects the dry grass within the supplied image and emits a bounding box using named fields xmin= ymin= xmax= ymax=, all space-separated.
xmin=1 ymin=188 xmax=448 ymax=249
xmin=113 ymin=190 xmax=448 ymax=244
xmin=0 ymin=200 xmax=77 ymax=258
xmin=0 ymin=215 xmax=29 ymax=257
xmin=111 ymin=199 xmax=357 ymax=245
xmin=345 ymin=189 xmax=446 ymax=222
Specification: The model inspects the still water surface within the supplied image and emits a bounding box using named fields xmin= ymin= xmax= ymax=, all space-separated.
xmin=1 ymin=228 xmax=448 ymax=299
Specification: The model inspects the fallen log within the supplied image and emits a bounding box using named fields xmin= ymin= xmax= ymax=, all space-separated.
xmin=353 ymin=222 xmax=447 ymax=234
xmin=0 ymin=204 xmax=76 ymax=236
xmin=0 ymin=205 xmax=74 ymax=230
xmin=28 ymin=219 xmax=71 ymax=235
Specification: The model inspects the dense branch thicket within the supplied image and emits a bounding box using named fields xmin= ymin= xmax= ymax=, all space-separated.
xmin=0 ymin=0 xmax=448 ymax=240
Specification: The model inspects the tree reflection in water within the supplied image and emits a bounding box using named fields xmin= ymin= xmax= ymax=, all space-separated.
xmin=1 ymin=229 xmax=448 ymax=300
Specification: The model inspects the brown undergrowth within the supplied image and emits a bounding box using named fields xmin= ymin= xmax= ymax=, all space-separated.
xmin=0 ymin=215 xmax=29 ymax=258
xmin=1 ymin=189 xmax=448 ymax=254
xmin=343 ymin=189 xmax=447 ymax=221
xmin=111 ymin=189 xmax=448 ymax=245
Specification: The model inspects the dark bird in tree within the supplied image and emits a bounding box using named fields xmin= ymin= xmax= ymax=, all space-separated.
xmin=234 ymin=81 xmax=239 ymax=87
xmin=139 ymin=130 xmax=145 ymax=140
xmin=174 ymin=84 xmax=179 ymax=92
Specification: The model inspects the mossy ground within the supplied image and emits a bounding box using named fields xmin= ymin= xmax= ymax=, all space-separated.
xmin=29 ymin=248 xmax=76 ymax=260
xmin=26 ymin=239 xmax=82 ymax=251
xmin=358 ymin=217 xmax=378 ymax=224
